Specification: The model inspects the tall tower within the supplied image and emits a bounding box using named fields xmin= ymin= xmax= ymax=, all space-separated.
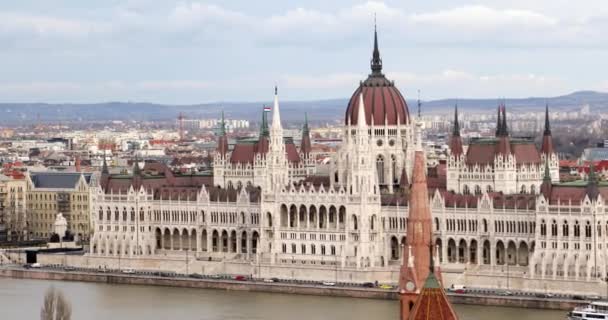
xmin=399 ymin=148 xmax=432 ymax=319
xmin=541 ymin=104 xmax=559 ymax=182
xmin=267 ymin=86 xmax=288 ymax=191
xmin=446 ymin=105 xmax=464 ymax=192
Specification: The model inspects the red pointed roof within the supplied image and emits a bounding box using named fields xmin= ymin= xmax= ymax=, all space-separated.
xmin=408 ymin=272 xmax=459 ymax=320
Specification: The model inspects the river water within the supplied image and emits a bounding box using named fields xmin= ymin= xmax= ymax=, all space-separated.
xmin=0 ymin=278 xmax=567 ymax=320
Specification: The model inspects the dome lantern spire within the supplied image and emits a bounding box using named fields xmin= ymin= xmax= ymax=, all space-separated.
xmin=370 ymin=18 xmax=383 ymax=75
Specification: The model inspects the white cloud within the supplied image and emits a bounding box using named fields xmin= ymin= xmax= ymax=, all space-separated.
xmin=0 ymin=12 xmax=108 ymax=38
xmin=410 ymin=6 xmax=557 ymax=30
xmin=0 ymin=80 xmax=211 ymax=96
xmin=168 ymin=3 xmax=250 ymax=30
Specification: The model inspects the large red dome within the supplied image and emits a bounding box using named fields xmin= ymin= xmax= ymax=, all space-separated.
xmin=344 ymin=29 xmax=410 ymax=126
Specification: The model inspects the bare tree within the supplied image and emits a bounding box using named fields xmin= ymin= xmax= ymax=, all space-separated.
xmin=40 ymin=286 xmax=71 ymax=320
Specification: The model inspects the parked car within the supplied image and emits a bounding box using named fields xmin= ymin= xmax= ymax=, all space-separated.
xmin=263 ymin=278 xmax=276 ymax=283
xmin=189 ymin=273 xmax=204 ymax=279
xmin=234 ymin=275 xmax=247 ymax=281
xmin=379 ymin=284 xmax=393 ymax=290
xmin=588 ymin=295 xmax=601 ymax=301
xmin=362 ymin=282 xmax=375 ymax=288
xmin=453 ymin=289 xmax=466 ymax=294
xmin=448 ymin=285 xmax=467 ymax=292
xmin=322 ymin=281 xmax=336 ymax=286
xmin=498 ymin=291 xmax=512 ymax=296
xmin=63 ymin=266 xmax=76 ymax=271
xmin=573 ymin=295 xmax=586 ymax=300
xmin=31 ymin=263 xmax=42 ymax=268
xmin=121 ymin=268 xmax=135 ymax=274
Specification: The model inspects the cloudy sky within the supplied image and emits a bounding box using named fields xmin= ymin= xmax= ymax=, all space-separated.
xmin=1 ymin=0 xmax=607 ymax=103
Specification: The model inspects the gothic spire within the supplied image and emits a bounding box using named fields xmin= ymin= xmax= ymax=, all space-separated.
xmin=300 ymin=113 xmax=312 ymax=155
xmin=587 ymin=161 xmax=599 ymax=201
xmin=544 ymin=158 xmax=551 ymax=182
xmin=219 ymin=110 xmax=226 ymax=136
xmin=271 ymin=85 xmax=282 ymax=131
xmin=452 ymin=104 xmax=460 ymax=137
xmin=501 ymin=105 xmax=508 ymax=136
xmin=260 ymin=106 xmax=269 ymax=137
xmin=495 ymin=105 xmax=502 ymax=137
xmin=544 ymin=103 xmax=551 ymax=135
xmin=370 ymin=21 xmax=383 ymax=75
xmin=101 ymin=150 xmax=109 ymax=175
xmin=133 ymin=156 xmax=141 ymax=176
xmin=303 ymin=112 xmax=309 ymax=135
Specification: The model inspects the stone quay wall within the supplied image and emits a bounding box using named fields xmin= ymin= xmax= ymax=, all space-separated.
xmin=0 ymin=268 xmax=582 ymax=311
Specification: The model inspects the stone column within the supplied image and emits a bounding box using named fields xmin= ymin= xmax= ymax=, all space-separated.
xmin=236 ymin=232 xmax=242 ymax=256
xmin=170 ymin=231 xmax=174 ymax=251
xmin=196 ymin=228 xmax=202 ymax=254
xmin=160 ymin=230 xmax=164 ymax=251
xmin=490 ymin=242 xmax=496 ymax=268
xmin=179 ymin=231 xmax=183 ymax=251
xmin=246 ymin=234 xmax=251 ymax=260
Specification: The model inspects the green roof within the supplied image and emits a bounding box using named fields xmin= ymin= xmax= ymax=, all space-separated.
xmin=423 ymin=272 xmax=441 ymax=289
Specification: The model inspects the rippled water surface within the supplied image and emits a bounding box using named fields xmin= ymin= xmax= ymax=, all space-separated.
xmin=0 ymin=278 xmax=567 ymax=319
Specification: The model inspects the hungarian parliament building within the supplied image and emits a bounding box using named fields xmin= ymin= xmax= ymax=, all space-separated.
xmin=87 ymin=30 xmax=606 ymax=295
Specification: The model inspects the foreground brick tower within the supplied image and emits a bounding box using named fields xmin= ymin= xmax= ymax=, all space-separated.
xmin=399 ymin=147 xmax=432 ymax=319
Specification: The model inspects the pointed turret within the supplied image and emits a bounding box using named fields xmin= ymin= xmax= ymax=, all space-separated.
xmin=587 ymin=162 xmax=599 ymax=201
xmin=132 ymin=156 xmax=143 ymax=190
xmin=260 ymin=106 xmax=270 ymax=138
xmin=370 ymin=21 xmax=382 ymax=75
xmin=501 ymin=105 xmax=509 ymax=136
xmin=540 ymin=159 xmax=552 ymax=200
xmin=357 ymin=93 xmax=367 ymax=128
xmin=101 ymin=152 xmax=109 ymax=175
xmin=217 ymin=111 xmax=229 ymax=157
xmin=300 ymin=113 xmax=312 ymax=155
xmin=449 ymin=105 xmax=463 ymax=156
xmin=271 ymin=86 xmax=282 ymax=131
xmin=495 ymin=105 xmax=502 ymax=137
xmin=399 ymin=167 xmax=409 ymax=191
xmin=541 ymin=104 xmax=554 ymax=155
xmin=100 ymin=151 xmax=110 ymax=190
xmin=496 ymin=105 xmax=511 ymax=156
xmin=399 ymin=149 xmax=432 ymax=320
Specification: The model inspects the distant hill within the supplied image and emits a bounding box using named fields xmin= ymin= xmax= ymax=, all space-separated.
xmin=1 ymin=91 xmax=606 ymax=124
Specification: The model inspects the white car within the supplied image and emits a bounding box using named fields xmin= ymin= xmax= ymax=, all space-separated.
xmin=121 ymin=268 xmax=135 ymax=274
xmin=31 ymin=263 xmax=41 ymax=268
xmin=263 ymin=278 xmax=275 ymax=283
xmin=322 ymin=281 xmax=336 ymax=286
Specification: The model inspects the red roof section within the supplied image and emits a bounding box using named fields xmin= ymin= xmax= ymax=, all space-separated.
xmin=465 ymin=140 xmax=541 ymax=166
xmin=345 ymin=84 xmax=409 ymax=126
xmin=229 ymin=139 xmax=300 ymax=165
xmin=408 ymin=283 xmax=458 ymax=320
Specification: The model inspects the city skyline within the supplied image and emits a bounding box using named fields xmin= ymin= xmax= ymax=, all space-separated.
xmin=0 ymin=0 xmax=607 ymax=104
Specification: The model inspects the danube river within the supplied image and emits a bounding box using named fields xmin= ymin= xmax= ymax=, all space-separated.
xmin=0 ymin=278 xmax=566 ymax=319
